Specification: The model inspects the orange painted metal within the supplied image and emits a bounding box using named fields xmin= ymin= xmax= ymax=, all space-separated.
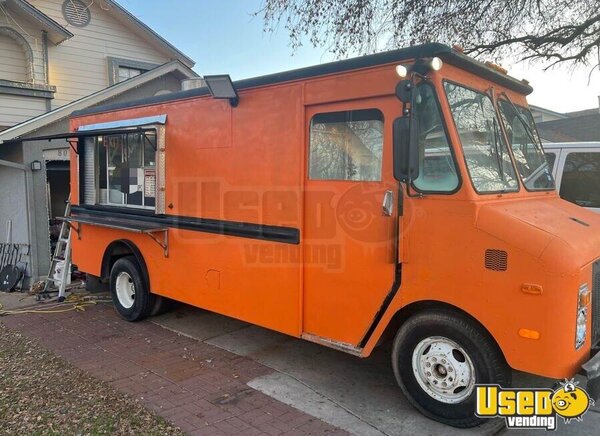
xmin=70 ymin=57 xmax=600 ymax=381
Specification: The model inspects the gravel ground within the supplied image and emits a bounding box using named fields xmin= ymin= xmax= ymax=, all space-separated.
xmin=0 ymin=323 xmax=184 ymax=436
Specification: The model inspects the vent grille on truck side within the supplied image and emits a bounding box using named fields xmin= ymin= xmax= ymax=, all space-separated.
xmin=592 ymin=260 xmax=600 ymax=345
xmin=485 ymin=249 xmax=508 ymax=272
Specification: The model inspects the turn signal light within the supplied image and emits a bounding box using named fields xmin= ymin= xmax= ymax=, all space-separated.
xmin=579 ymin=288 xmax=591 ymax=307
xmin=521 ymin=284 xmax=543 ymax=295
xmin=518 ymin=328 xmax=541 ymax=340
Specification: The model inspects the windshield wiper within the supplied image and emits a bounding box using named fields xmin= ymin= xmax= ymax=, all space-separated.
xmin=489 ymin=118 xmax=505 ymax=182
xmin=499 ymin=92 xmax=540 ymax=149
xmin=499 ymin=92 xmax=551 ymax=186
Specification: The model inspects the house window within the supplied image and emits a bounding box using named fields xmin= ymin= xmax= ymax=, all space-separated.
xmin=107 ymin=57 xmax=158 ymax=85
xmin=309 ymin=109 xmax=384 ymax=181
xmin=98 ymin=132 xmax=157 ymax=208
xmin=118 ymin=66 xmax=145 ymax=83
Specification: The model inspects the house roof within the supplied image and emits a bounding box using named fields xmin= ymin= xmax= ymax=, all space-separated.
xmin=529 ymin=104 xmax=568 ymax=119
xmin=2 ymin=0 xmax=73 ymax=44
xmin=0 ymin=60 xmax=198 ymax=142
xmin=565 ymin=108 xmax=599 ymax=117
xmin=537 ymin=113 xmax=600 ymax=142
xmin=103 ymin=0 xmax=194 ymax=68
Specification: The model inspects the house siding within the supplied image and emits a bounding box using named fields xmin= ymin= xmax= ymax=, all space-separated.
xmin=31 ymin=0 xmax=172 ymax=108
xmin=0 ymin=95 xmax=47 ymax=127
xmin=0 ymin=14 xmax=47 ymax=84
xmin=0 ymin=34 xmax=29 ymax=82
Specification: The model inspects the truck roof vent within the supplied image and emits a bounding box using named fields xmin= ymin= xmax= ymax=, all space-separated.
xmin=485 ymin=249 xmax=508 ymax=272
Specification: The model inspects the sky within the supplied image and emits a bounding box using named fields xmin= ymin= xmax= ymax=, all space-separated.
xmin=119 ymin=0 xmax=600 ymax=114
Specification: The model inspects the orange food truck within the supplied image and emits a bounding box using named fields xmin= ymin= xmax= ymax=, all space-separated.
xmin=27 ymin=43 xmax=600 ymax=427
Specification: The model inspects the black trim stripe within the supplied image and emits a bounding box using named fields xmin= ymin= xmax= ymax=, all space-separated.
xmin=358 ymin=257 xmax=401 ymax=348
xmin=72 ymin=43 xmax=532 ymax=118
xmin=71 ymin=205 xmax=300 ymax=245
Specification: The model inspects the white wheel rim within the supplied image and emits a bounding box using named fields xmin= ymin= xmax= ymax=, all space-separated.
xmin=115 ymin=272 xmax=135 ymax=309
xmin=411 ymin=336 xmax=476 ymax=404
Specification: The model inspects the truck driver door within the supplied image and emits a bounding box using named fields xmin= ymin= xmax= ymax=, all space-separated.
xmin=303 ymin=98 xmax=399 ymax=347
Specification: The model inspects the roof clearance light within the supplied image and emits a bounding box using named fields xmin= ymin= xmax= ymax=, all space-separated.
xmin=429 ymin=57 xmax=443 ymax=71
xmin=395 ymin=64 xmax=408 ymax=78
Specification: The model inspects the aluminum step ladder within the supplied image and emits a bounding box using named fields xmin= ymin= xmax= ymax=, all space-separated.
xmin=40 ymin=198 xmax=73 ymax=302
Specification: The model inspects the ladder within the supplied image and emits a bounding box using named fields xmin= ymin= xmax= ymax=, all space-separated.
xmin=41 ymin=198 xmax=73 ymax=302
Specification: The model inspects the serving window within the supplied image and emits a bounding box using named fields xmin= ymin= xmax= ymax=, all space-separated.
xmin=101 ymin=132 xmax=157 ymax=208
xmin=78 ymin=119 xmax=166 ymax=213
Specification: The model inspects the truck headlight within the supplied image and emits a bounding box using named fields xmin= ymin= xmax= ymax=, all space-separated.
xmin=576 ymin=284 xmax=590 ymax=349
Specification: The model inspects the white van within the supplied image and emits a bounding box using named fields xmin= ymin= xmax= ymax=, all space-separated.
xmin=544 ymin=142 xmax=600 ymax=213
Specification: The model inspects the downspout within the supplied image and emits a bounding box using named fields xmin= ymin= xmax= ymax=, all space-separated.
xmin=42 ymin=31 xmax=51 ymax=112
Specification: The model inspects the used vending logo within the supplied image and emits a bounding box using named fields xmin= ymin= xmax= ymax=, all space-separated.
xmin=476 ymin=380 xmax=593 ymax=430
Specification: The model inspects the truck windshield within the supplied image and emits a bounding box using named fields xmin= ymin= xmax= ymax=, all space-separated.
xmin=497 ymin=99 xmax=555 ymax=191
xmin=444 ymin=82 xmax=519 ymax=193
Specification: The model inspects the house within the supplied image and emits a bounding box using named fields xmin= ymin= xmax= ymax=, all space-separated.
xmin=0 ymin=0 xmax=198 ymax=287
xmin=531 ymin=98 xmax=600 ymax=143
xmin=529 ymin=105 xmax=568 ymax=124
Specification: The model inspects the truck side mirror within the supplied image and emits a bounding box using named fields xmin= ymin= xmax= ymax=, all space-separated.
xmin=393 ymin=86 xmax=420 ymax=183
xmin=393 ymin=117 xmax=410 ymax=182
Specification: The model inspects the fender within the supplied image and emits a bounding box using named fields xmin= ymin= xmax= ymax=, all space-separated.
xmin=101 ymin=239 xmax=151 ymax=291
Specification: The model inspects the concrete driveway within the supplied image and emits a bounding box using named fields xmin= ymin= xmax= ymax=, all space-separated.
xmin=153 ymin=304 xmax=600 ymax=436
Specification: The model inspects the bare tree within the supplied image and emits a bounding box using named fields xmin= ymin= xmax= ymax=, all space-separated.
xmin=258 ymin=0 xmax=600 ymax=70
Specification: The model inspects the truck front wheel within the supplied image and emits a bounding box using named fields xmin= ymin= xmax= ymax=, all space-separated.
xmin=391 ymin=310 xmax=510 ymax=428
xmin=110 ymin=256 xmax=155 ymax=322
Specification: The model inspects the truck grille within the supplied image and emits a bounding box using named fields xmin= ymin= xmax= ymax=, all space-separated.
xmin=593 ymin=260 xmax=600 ymax=345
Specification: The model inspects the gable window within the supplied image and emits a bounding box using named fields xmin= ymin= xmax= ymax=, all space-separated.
xmin=107 ymin=57 xmax=158 ymax=85
xmin=118 ymin=66 xmax=145 ymax=82
xmin=309 ymin=109 xmax=384 ymax=181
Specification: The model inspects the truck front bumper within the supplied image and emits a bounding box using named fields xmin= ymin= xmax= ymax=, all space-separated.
xmin=581 ymin=348 xmax=600 ymax=400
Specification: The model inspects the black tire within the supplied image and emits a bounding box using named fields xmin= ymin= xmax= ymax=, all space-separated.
xmin=392 ymin=310 xmax=510 ymax=428
xmin=150 ymin=295 xmax=173 ymax=317
xmin=109 ymin=256 xmax=155 ymax=322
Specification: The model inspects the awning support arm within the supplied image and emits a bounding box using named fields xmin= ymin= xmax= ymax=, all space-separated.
xmin=66 ymin=139 xmax=79 ymax=155
xmin=143 ymin=229 xmax=168 ymax=257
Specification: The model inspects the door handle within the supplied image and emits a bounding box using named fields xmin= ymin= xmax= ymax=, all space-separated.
xmin=382 ymin=190 xmax=394 ymax=216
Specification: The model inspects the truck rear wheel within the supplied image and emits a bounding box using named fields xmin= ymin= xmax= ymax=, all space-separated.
xmin=391 ymin=310 xmax=510 ymax=428
xmin=110 ymin=256 xmax=155 ymax=322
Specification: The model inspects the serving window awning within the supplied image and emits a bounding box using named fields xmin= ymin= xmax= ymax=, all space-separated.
xmin=1 ymin=115 xmax=167 ymax=150
xmin=2 ymin=127 xmax=160 ymax=154
xmin=3 ymin=127 xmax=158 ymax=143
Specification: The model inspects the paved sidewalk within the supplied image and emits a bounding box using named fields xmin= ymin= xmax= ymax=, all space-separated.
xmin=0 ymin=304 xmax=346 ymax=435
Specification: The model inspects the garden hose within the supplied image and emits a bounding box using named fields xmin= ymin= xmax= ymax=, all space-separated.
xmin=0 ymin=293 xmax=110 ymax=316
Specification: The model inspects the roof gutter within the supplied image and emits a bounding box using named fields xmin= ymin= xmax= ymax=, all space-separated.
xmin=0 ymin=158 xmax=26 ymax=170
